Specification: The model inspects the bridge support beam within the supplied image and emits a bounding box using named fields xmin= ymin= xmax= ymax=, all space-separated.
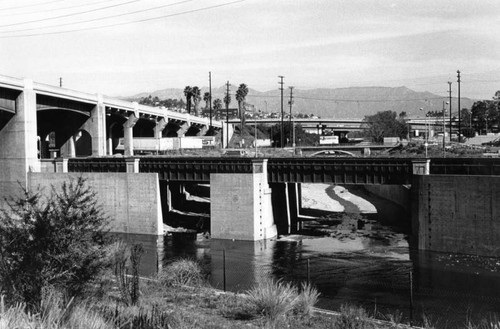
xmin=270 ymin=182 xmax=301 ymax=235
xmin=210 ymin=159 xmax=277 ymax=241
xmin=123 ymin=113 xmax=139 ymax=156
xmin=196 ymin=125 xmax=208 ymax=136
xmin=0 ymin=79 xmax=39 ymax=204
xmin=154 ymin=118 xmax=167 ymax=138
xmin=222 ymin=123 xmax=234 ymax=148
xmin=176 ymin=122 xmax=190 ymax=137
xmin=89 ymin=95 xmax=107 ymax=156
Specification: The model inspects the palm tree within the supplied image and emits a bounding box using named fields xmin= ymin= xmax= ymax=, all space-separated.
xmin=203 ymin=92 xmax=210 ymax=111
xmin=213 ymin=98 xmax=222 ymax=119
xmin=192 ymin=86 xmax=201 ymax=116
xmin=236 ymin=83 xmax=249 ymax=130
xmin=183 ymin=86 xmax=193 ymax=114
xmin=224 ymin=93 xmax=231 ymax=118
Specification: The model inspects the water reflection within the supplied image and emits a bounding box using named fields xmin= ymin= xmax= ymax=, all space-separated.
xmin=116 ymin=232 xmax=500 ymax=328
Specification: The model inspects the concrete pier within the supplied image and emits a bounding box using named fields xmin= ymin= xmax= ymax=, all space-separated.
xmin=0 ymin=79 xmax=39 ymax=204
xmin=210 ymin=159 xmax=277 ymax=241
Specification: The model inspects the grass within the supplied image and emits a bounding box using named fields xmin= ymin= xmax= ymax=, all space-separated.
xmin=1 ymin=258 xmax=499 ymax=329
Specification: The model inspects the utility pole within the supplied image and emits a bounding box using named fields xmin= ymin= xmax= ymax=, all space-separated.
xmin=209 ymin=72 xmax=212 ymax=127
xmin=448 ymin=81 xmax=452 ymax=138
xmin=59 ymin=77 xmax=62 ymax=87
xmin=288 ymin=86 xmax=294 ymax=133
xmin=225 ymin=81 xmax=230 ymax=148
xmin=457 ymin=70 xmax=461 ymax=142
xmin=278 ymin=76 xmax=284 ymax=148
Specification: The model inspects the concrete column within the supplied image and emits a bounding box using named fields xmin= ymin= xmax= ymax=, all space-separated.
xmin=154 ymin=117 xmax=168 ymax=138
xmin=0 ymin=79 xmax=39 ymax=202
xmin=55 ymin=158 xmax=69 ymax=173
xmin=123 ymin=113 xmax=139 ymax=156
xmin=269 ymin=182 xmax=301 ymax=234
xmin=125 ymin=158 xmax=140 ymax=173
xmin=221 ymin=122 xmax=234 ymax=148
xmin=90 ymin=94 xmax=106 ymax=156
xmin=176 ymin=122 xmax=190 ymax=137
xmin=210 ymin=159 xmax=276 ymax=241
xmin=107 ymin=138 xmax=113 ymax=155
xmin=287 ymin=183 xmax=300 ymax=233
xmin=412 ymin=159 xmax=430 ymax=175
xmin=196 ymin=125 xmax=209 ymax=136
xmin=68 ymin=137 xmax=76 ymax=158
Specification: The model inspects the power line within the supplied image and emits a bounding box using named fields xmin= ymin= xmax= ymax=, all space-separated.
xmin=0 ymin=0 xmax=194 ymax=34
xmin=0 ymin=0 xmax=120 ymax=18
xmin=0 ymin=0 xmax=139 ymax=29
xmin=247 ymin=93 xmax=446 ymax=103
xmin=0 ymin=0 xmax=64 ymax=12
xmin=0 ymin=0 xmax=245 ymax=38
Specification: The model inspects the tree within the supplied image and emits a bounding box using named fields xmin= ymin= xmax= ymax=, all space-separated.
xmin=183 ymin=86 xmax=193 ymax=114
xmin=363 ymin=110 xmax=408 ymax=143
xmin=192 ymin=86 xmax=201 ymax=116
xmin=0 ymin=177 xmax=111 ymax=306
xmin=224 ymin=93 xmax=231 ymax=119
xmin=213 ymin=98 xmax=222 ymax=119
xmin=236 ymin=83 xmax=249 ymax=130
xmin=269 ymin=123 xmax=318 ymax=147
xmin=471 ymin=100 xmax=498 ymax=134
xmin=203 ymin=92 xmax=211 ymax=114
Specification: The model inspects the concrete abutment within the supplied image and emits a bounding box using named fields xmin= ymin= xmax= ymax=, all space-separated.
xmin=411 ymin=174 xmax=500 ymax=257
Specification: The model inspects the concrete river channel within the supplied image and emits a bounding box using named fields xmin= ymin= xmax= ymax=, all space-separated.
xmin=119 ymin=183 xmax=500 ymax=328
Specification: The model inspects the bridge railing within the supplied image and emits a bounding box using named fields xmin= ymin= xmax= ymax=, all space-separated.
xmin=139 ymin=157 xmax=254 ymax=182
xmin=68 ymin=158 xmax=126 ymax=173
xmin=430 ymin=158 xmax=500 ymax=176
xmin=267 ymin=158 xmax=413 ymax=185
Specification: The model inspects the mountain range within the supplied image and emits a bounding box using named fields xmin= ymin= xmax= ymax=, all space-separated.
xmin=126 ymin=86 xmax=475 ymax=119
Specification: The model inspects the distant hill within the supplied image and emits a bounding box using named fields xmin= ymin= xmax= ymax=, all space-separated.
xmin=126 ymin=86 xmax=475 ymax=119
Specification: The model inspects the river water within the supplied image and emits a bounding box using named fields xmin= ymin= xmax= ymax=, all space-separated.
xmin=123 ymin=184 xmax=500 ymax=328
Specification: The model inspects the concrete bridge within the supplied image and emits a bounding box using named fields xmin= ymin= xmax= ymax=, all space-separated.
xmin=1 ymin=73 xmax=500 ymax=258
xmin=30 ymin=155 xmax=500 ymax=258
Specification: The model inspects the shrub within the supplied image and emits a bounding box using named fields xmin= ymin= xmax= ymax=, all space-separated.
xmin=293 ymin=282 xmax=320 ymax=317
xmin=246 ymin=278 xmax=298 ymax=324
xmin=158 ymin=259 xmax=205 ymax=287
xmin=0 ymin=177 xmax=111 ymax=306
xmin=334 ymin=304 xmax=375 ymax=329
xmin=114 ymin=243 xmax=144 ymax=306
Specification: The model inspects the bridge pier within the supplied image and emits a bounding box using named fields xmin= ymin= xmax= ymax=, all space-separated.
xmin=270 ymin=183 xmax=301 ymax=235
xmin=210 ymin=159 xmax=277 ymax=241
xmin=0 ymin=79 xmax=39 ymax=203
xmin=154 ymin=118 xmax=168 ymax=138
xmin=176 ymin=122 xmax=190 ymax=137
xmin=123 ymin=112 xmax=139 ymax=156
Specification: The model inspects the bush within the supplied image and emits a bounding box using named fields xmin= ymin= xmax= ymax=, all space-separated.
xmin=334 ymin=304 xmax=375 ymax=329
xmin=0 ymin=177 xmax=111 ymax=306
xmin=293 ymin=282 xmax=320 ymax=317
xmin=158 ymin=259 xmax=205 ymax=287
xmin=246 ymin=278 xmax=298 ymax=324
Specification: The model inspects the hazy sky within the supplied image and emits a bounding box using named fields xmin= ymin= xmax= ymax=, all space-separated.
xmin=0 ymin=0 xmax=499 ymax=99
